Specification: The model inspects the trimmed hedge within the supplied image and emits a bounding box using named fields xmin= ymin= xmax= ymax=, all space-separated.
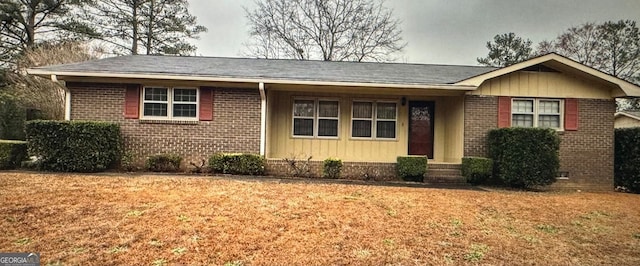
xmin=209 ymin=153 xmax=265 ymax=175
xmin=461 ymin=156 xmax=493 ymax=185
xmin=323 ymin=157 xmax=343 ymax=179
xmin=147 ymin=154 xmax=182 ymax=172
xmin=0 ymin=93 xmax=26 ymax=140
xmin=25 ymin=120 xmax=122 ymax=172
xmin=488 ymin=127 xmax=560 ymax=188
xmin=0 ymin=140 xmax=27 ymax=169
xmin=615 ymin=128 xmax=640 ymax=193
xmin=397 ymin=156 xmax=428 ymax=182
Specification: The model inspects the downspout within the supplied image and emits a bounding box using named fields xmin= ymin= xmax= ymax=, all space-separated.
xmin=51 ymin=74 xmax=71 ymax=121
xmin=259 ymin=82 xmax=266 ymax=156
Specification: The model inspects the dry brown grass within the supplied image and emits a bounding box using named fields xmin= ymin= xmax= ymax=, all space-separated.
xmin=1 ymin=172 xmax=639 ymax=265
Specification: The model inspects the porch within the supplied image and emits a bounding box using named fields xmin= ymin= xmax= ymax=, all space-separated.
xmin=264 ymin=84 xmax=468 ymax=164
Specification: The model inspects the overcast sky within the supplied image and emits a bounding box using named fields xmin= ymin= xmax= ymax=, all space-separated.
xmin=188 ymin=0 xmax=640 ymax=66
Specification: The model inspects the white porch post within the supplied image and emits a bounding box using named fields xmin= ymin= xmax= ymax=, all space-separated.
xmin=259 ymin=82 xmax=266 ymax=156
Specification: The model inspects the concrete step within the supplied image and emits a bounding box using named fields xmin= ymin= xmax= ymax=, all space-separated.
xmin=425 ymin=165 xmax=465 ymax=183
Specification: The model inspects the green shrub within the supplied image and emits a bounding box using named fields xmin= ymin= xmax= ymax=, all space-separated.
xmin=208 ymin=153 xmax=265 ymax=175
xmin=25 ymin=120 xmax=122 ymax=172
xmin=0 ymin=140 xmax=27 ymax=169
xmin=615 ymin=128 xmax=640 ymax=193
xmin=323 ymin=157 xmax=343 ymax=179
xmin=397 ymin=156 xmax=428 ymax=182
xmin=146 ymin=154 xmax=182 ymax=172
xmin=0 ymin=93 xmax=26 ymax=140
xmin=488 ymin=127 xmax=560 ymax=188
xmin=461 ymin=157 xmax=493 ymax=185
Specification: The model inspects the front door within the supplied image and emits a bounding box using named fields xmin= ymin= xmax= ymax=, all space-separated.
xmin=408 ymin=101 xmax=435 ymax=158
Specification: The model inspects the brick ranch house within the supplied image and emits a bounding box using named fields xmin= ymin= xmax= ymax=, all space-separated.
xmin=28 ymin=53 xmax=640 ymax=190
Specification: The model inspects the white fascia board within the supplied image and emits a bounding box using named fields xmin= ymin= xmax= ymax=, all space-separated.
xmin=26 ymin=69 xmax=477 ymax=91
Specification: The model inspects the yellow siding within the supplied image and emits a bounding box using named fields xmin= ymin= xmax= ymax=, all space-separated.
xmin=615 ymin=116 xmax=640 ymax=128
xmin=470 ymin=71 xmax=614 ymax=99
xmin=266 ymin=90 xmax=464 ymax=163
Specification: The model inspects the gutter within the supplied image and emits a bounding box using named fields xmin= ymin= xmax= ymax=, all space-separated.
xmin=51 ymin=74 xmax=71 ymax=120
xmin=27 ymin=69 xmax=477 ymax=91
xmin=259 ymin=82 xmax=266 ymax=156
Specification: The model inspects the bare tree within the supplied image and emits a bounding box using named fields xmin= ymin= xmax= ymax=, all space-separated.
xmin=537 ymin=20 xmax=640 ymax=83
xmin=6 ymin=42 xmax=102 ymax=119
xmin=244 ymin=0 xmax=406 ymax=62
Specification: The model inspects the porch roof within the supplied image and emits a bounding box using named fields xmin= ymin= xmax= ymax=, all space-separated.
xmin=28 ymin=55 xmax=495 ymax=89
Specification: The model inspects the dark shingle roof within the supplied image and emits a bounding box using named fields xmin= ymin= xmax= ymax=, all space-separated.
xmin=30 ymin=55 xmax=496 ymax=85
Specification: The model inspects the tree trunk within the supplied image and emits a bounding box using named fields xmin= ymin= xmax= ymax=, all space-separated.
xmin=146 ymin=0 xmax=154 ymax=55
xmin=131 ymin=0 xmax=139 ymax=55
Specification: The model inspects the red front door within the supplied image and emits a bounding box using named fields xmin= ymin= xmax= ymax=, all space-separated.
xmin=408 ymin=101 xmax=435 ymax=158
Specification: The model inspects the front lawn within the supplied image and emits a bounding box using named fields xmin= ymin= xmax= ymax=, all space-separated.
xmin=1 ymin=173 xmax=639 ymax=265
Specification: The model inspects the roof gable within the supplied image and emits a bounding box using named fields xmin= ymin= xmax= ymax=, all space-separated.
xmin=455 ymin=53 xmax=640 ymax=97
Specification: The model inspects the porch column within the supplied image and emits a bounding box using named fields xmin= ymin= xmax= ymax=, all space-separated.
xmin=259 ymin=82 xmax=266 ymax=156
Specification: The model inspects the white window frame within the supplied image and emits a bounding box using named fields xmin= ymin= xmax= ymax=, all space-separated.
xmin=511 ymin=98 xmax=563 ymax=130
xmin=291 ymin=98 xmax=340 ymax=139
xmin=141 ymin=86 xmax=199 ymax=121
xmin=351 ymin=100 xmax=398 ymax=140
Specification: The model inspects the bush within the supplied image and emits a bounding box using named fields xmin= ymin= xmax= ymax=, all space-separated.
xmin=323 ymin=157 xmax=343 ymax=179
xmin=488 ymin=127 xmax=560 ymax=188
xmin=0 ymin=140 xmax=27 ymax=169
xmin=397 ymin=156 xmax=428 ymax=182
xmin=461 ymin=157 xmax=493 ymax=185
xmin=25 ymin=120 xmax=121 ymax=172
xmin=146 ymin=154 xmax=182 ymax=172
xmin=209 ymin=153 xmax=265 ymax=175
xmin=615 ymin=128 xmax=640 ymax=193
xmin=0 ymin=93 xmax=26 ymax=140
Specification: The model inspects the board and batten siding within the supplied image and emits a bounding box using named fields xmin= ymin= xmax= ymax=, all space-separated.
xmin=266 ymin=90 xmax=464 ymax=163
xmin=469 ymin=71 xmax=615 ymax=99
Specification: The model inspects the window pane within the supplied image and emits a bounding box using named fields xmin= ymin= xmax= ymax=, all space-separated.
xmin=174 ymin=89 xmax=197 ymax=102
xmin=376 ymin=121 xmax=396 ymax=138
xmin=352 ymin=120 xmax=372 ymax=137
xmin=512 ymin=100 xmax=533 ymax=113
xmin=539 ymin=115 xmax=560 ymax=128
xmin=352 ymin=102 xmax=372 ymax=118
xmin=318 ymin=101 xmax=339 ymax=117
xmin=294 ymin=100 xmax=315 ymax=117
xmin=377 ymin=102 xmax=396 ymax=119
xmin=539 ymin=100 xmax=560 ymax=114
xmin=143 ymin=103 xmax=167 ymax=116
xmin=512 ymin=114 xmax=533 ymax=127
xmin=173 ymin=104 xmax=197 ymax=117
xmin=144 ymin=87 xmax=168 ymax=101
xmin=293 ymin=118 xmax=314 ymax=136
xmin=318 ymin=119 xmax=338 ymax=137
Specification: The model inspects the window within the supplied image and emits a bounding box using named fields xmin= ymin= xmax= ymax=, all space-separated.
xmin=292 ymin=99 xmax=339 ymax=137
xmin=142 ymin=87 xmax=198 ymax=120
xmin=512 ymin=99 xmax=562 ymax=129
xmin=351 ymin=101 xmax=397 ymax=139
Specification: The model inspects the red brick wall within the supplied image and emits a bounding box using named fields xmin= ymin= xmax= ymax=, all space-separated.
xmin=69 ymin=84 xmax=261 ymax=165
xmin=463 ymin=95 xmax=615 ymax=191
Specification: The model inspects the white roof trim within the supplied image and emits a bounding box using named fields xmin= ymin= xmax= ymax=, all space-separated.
xmin=454 ymin=53 xmax=640 ymax=97
xmin=615 ymin=112 xmax=640 ymax=121
xmin=27 ymin=69 xmax=476 ymax=91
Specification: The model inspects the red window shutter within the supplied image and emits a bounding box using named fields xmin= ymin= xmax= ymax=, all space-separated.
xmin=199 ymin=87 xmax=213 ymax=121
xmin=124 ymin=84 xmax=140 ymax=119
xmin=497 ymin=96 xmax=512 ymax=128
xmin=565 ymin=98 xmax=579 ymax=131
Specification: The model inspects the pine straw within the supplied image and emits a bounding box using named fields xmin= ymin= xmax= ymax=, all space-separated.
xmin=1 ymin=173 xmax=639 ymax=265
